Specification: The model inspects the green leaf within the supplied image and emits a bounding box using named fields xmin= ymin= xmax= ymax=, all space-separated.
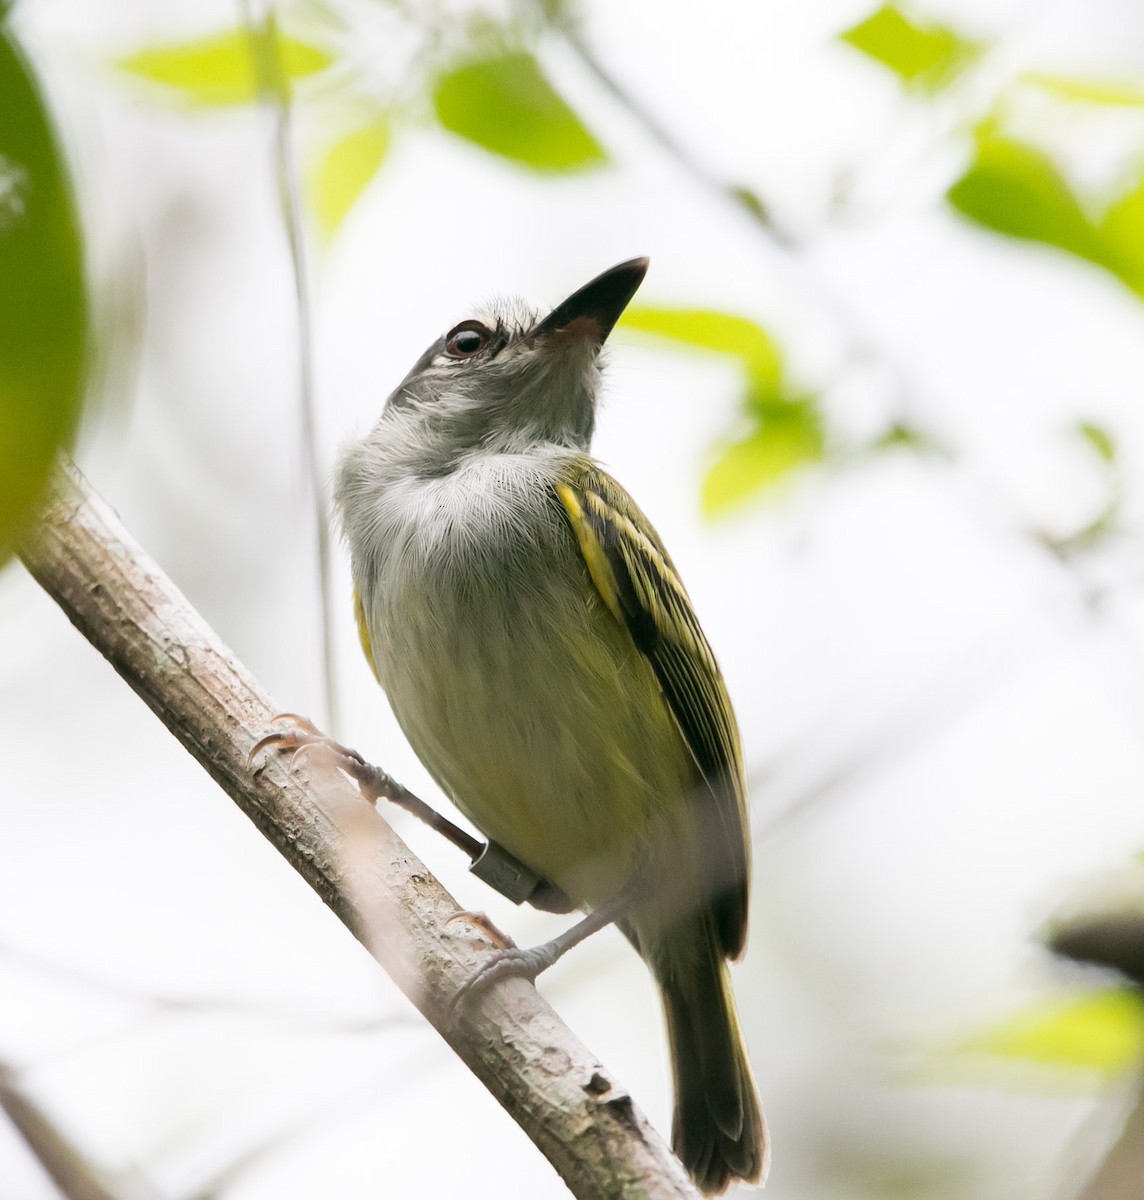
xmin=117 ymin=28 xmax=332 ymax=107
xmin=947 ymin=131 xmax=1106 ymax=266
xmin=871 ymin=421 xmax=945 ymax=454
xmin=1099 ymin=173 xmax=1144 ymax=297
xmin=1078 ymin=421 xmax=1116 ymax=465
xmin=1021 ymin=73 xmax=1144 ymax=108
xmin=702 ymin=398 xmax=824 ymax=517
xmin=839 ymin=4 xmax=979 ymax=88
xmin=433 ymin=51 xmax=606 ymax=172
xmin=306 ymin=117 xmax=390 ymax=241
xmin=0 ymin=26 xmax=88 ymax=562
xmin=619 ymin=307 xmax=783 ymax=394
xmin=957 ymin=990 xmax=1144 ymax=1075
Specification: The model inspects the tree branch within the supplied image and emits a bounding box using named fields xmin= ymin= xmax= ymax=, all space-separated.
xmin=18 ymin=458 xmax=697 ymax=1200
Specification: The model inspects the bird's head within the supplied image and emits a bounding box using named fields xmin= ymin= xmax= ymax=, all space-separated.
xmin=373 ymin=257 xmax=648 ymax=473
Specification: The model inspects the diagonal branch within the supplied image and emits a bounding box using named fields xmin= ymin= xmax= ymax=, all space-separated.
xmin=18 ymin=458 xmax=697 ymax=1200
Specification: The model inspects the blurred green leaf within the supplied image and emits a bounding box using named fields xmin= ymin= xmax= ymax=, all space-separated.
xmin=620 ymin=307 xmax=783 ymax=394
xmin=839 ymin=4 xmax=979 ymax=88
xmin=1099 ymin=173 xmax=1144 ymax=296
xmin=433 ymin=51 xmax=606 ymax=172
xmin=1021 ymin=73 xmax=1144 ymax=107
xmin=117 ymin=28 xmax=332 ymax=107
xmin=702 ymin=398 xmax=824 ymax=517
xmin=871 ymin=421 xmax=944 ymax=454
xmin=1078 ymin=420 xmax=1116 ymax=465
xmin=306 ymin=116 xmax=390 ymax=242
xmin=0 ymin=25 xmax=88 ymax=562
xmin=947 ymin=130 xmax=1106 ymax=265
xmin=957 ymin=990 xmax=1144 ymax=1075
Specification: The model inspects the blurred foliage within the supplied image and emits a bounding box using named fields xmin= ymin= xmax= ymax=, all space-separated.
xmin=620 ymin=307 xmax=824 ymax=516
xmin=948 ymin=127 xmax=1107 ymax=266
xmin=433 ymin=51 xmax=607 ymax=171
xmin=0 ymin=21 xmax=87 ymax=565
xmin=948 ymin=126 xmax=1144 ymax=298
xmin=955 ymin=990 xmax=1144 ymax=1077
xmin=117 ymin=27 xmax=332 ymax=107
xmin=1035 ymin=420 xmax=1121 ymax=559
xmin=305 ymin=115 xmax=391 ymax=242
xmin=843 ymin=7 xmax=1144 ymax=302
xmin=112 ymin=25 xmax=608 ymax=237
xmin=839 ymin=3 xmax=981 ymax=90
xmin=1020 ymin=73 xmax=1144 ymax=108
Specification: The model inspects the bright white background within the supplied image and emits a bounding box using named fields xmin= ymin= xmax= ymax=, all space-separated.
xmin=4 ymin=0 xmax=1144 ymax=1196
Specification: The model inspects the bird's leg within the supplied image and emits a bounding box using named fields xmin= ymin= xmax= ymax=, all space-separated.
xmin=250 ymin=714 xmax=485 ymax=858
xmin=451 ymin=886 xmax=637 ymax=1013
xmin=250 ymin=716 xmax=574 ymax=914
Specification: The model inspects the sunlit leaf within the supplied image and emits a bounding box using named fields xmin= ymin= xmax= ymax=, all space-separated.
xmin=620 ymin=307 xmax=783 ymax=394
xmin=0 ymin=25 xmax=87 ymax=562
xmin=1100 ymin=173 xmax=1144 ymax=297
xmin=839 ymin=4 xmax=979 ymax=88
xmin=1078 ymin=421 xmax=1116 ymax=465
xmin=1021 ymin=73 xmax=1144 ymax=108
xmin=947 ymin=131 xmax=1106 ymax=266
xmin=957 ymin=990 xmax=1144 ymax=1075
xmin=306 ymin=116 xmax=390 ymax=241
xmin=702 ymin=399 xmax=824 ymax=517
xmin=117 ymin=28 xmax=332 ymax=107
xmin=433 ymin=51 xmax=606 ymax=172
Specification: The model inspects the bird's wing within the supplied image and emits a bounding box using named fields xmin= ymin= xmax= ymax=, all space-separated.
xmin=353 ymin=586 xmax=382 ymax=684
xmin=555 ymin=458 xmax=750 ymax=959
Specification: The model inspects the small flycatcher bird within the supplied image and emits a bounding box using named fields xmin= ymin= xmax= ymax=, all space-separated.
xmin=335 ymin=258 xmax=766 ymax=1193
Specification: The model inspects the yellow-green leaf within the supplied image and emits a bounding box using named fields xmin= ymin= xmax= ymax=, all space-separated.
xmin=0 ymin=25 xmax=88 ymax=562
xmin=620 ymin=307 xmax=783 ymax=395
xmin=1021 ymin=73 xmax=1144 ymax=108
xmin=840 ymin=4 xmax=979 ymax=89
xmin=1100 ymin=173 xmax=1144 ymax=297
xmin=433 ymin=51 xmax=606 ymax=172
xmin=702 ymin=401 xmax=824 ymax=517
xmin=306 ymin=117 xmax=390 ymax=241
xmin=1078 ymin=421 xmax=1116 ymax=465
xmin=117 ymin=28 xmax=332 ymax=107
xmin=947 ymin=131 xmax=1106 ymax=265
xmin=957 ymin=991 xmax=1144 ymax=1075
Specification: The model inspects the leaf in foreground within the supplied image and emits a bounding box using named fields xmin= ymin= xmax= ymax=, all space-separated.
xmin=956 ymin=990 xmax=1144 ymax=1076
xmin=306 ymin=116 xmax=390 ymax=241
xmin=702 ymin=399 xmax=825 ymax=517
xmin=116 ymin=27 xmax=332 ymax=107
xmin=839 ymin=3 xmax=980 ymax=89
xmin=621 ymin=306 xmax=783 ymax=394
xmin=433 ymin=51 xmax=607 ymax=172
xmin=947 ymin=130 xmax=1105 ymax=266
xmin=0 ymin=25 xmax=87 ymax=563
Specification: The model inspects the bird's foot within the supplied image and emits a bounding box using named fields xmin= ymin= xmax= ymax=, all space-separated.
xmin=250 ymin=714 xmax=394 ymax=805
xmin=446 ymin=910 xmax=516 ymax=950
xmin=451 ymin=939 xmax=565 ymax=1016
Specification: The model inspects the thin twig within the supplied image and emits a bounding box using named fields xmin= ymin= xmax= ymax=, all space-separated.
xmin=0 ymin=1063 xmax=150 ymax=1200
xmin=19 ymin=458 xmax=698 ymax=1200
xmin=243 ymin=2 xmax=340 ymax=732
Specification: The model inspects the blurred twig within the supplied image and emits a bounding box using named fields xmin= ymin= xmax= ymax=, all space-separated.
xmin=244 ymin=2 xmax=340 ymax=733
xmin=18 ymin=458 xmax=698 ymax=1200
xmin=0 ymin=1063 xmax=151 ymax=1200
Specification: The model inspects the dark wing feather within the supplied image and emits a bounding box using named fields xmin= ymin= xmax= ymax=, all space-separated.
xmin=555 ymin=459 xmax=750 ymax=959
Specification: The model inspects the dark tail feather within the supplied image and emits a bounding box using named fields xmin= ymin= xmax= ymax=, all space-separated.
xmin=660 ymin=936 xmax=768 ymax=1194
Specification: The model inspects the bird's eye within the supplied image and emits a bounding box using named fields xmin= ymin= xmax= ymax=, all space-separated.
xmin=444 ymin=321 xmax=491 ymax=358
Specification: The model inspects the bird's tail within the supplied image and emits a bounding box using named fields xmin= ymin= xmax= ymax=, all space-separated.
xmin=658 ymin=926 xmax=768 ymax=1194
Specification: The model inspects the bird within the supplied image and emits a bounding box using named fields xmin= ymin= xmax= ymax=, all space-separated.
xmin=334 ymin=257 xmax=767 ymax=1193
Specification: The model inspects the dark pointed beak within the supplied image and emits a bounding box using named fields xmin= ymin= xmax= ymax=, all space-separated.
xmin=532 ymin=257 xmax=649 ymax=345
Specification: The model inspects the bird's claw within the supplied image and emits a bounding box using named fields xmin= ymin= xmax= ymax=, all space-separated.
xmin=450 ymin=943 xmax=560 ymax=1019
xmin=249 ymin=715 xmax=378 ymax=797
